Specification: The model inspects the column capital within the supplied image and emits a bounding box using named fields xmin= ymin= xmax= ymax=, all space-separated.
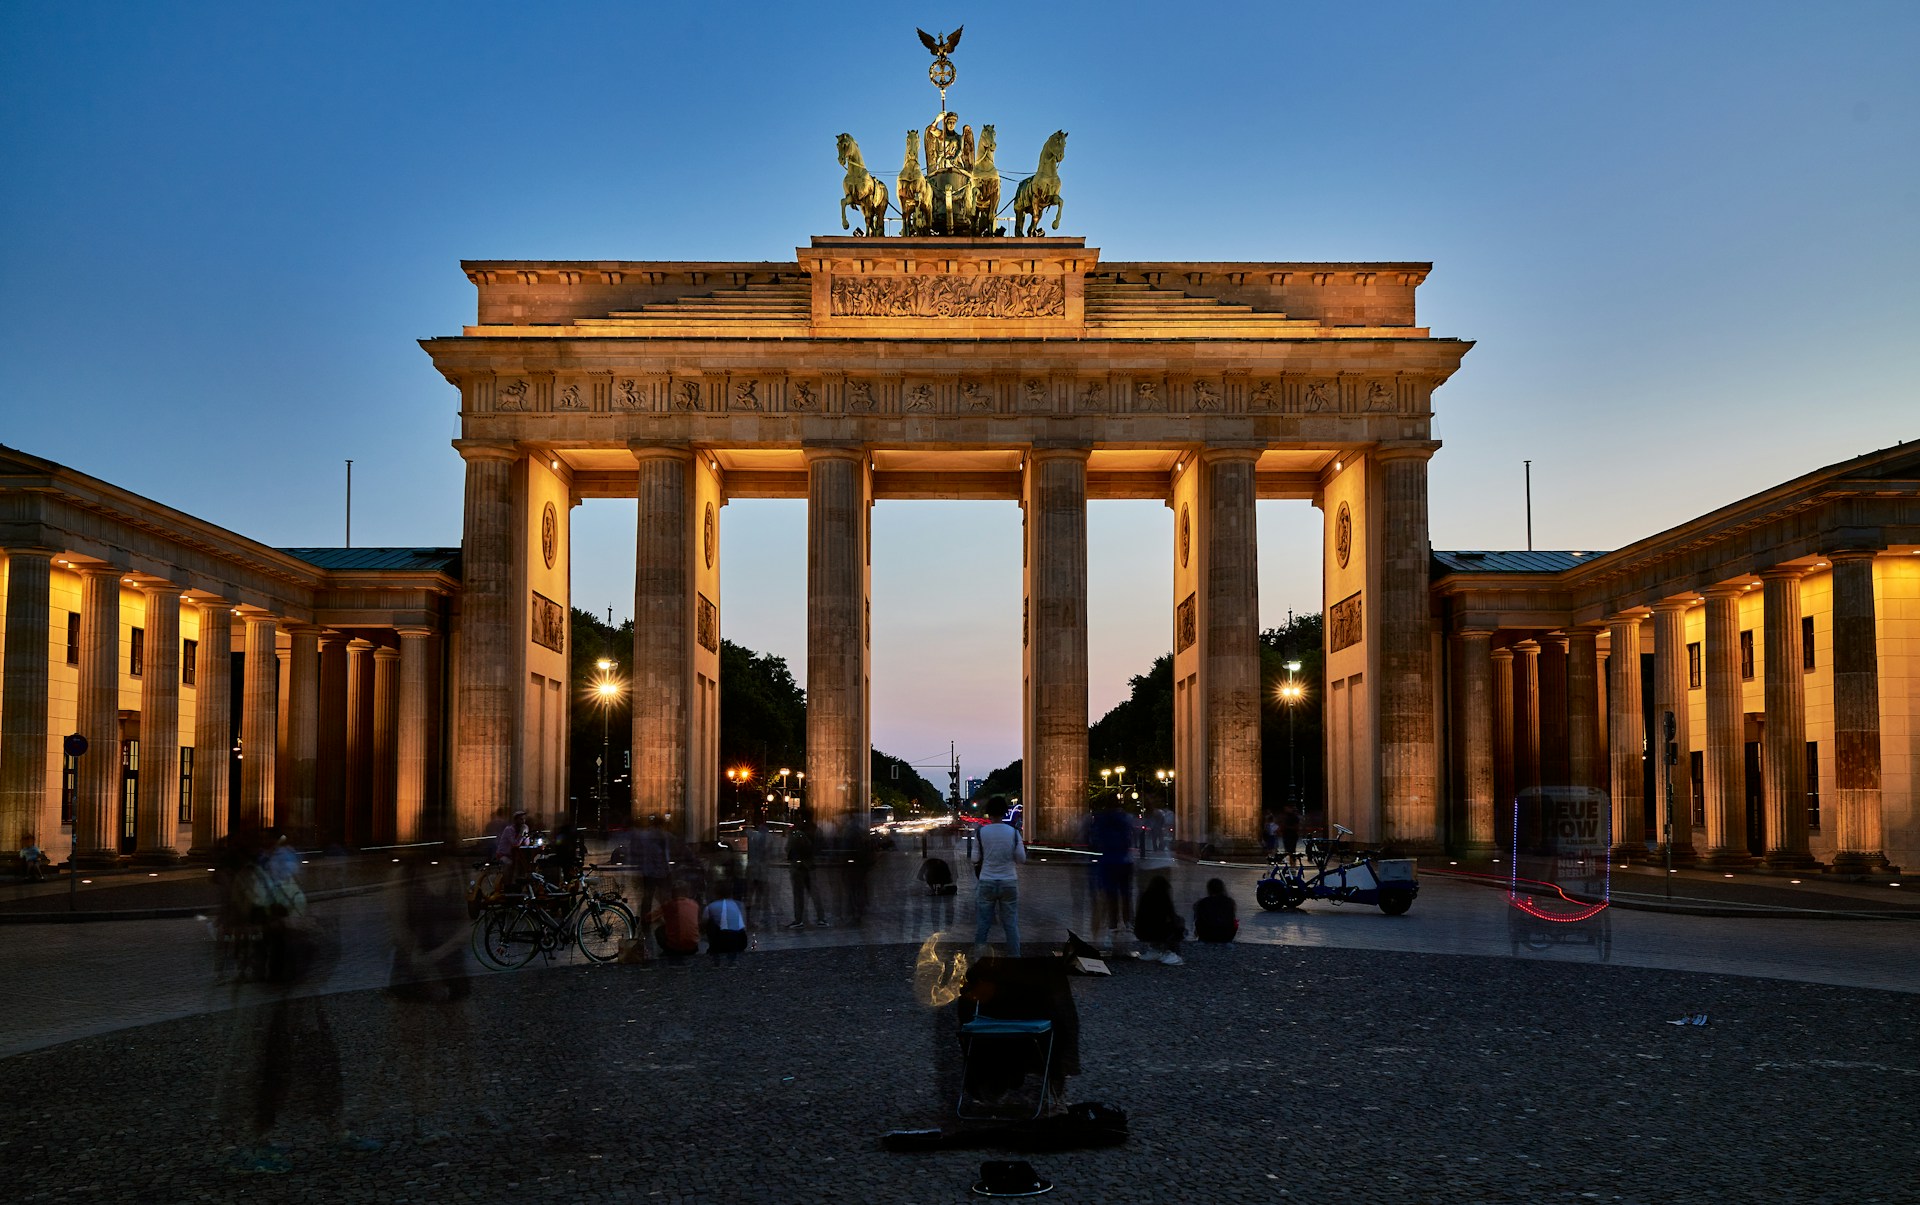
xmin=283 ymin=622 xmax=325 ymax=638
xmin=1826 ymin=548 xmax=1880 ymax=566
xmin=1701 ymin=582 xmax=1748 ymax=600
xmin=453 ymin=438 xmax=520 ymax=464
xmin=1511 ymin=638 xmax=1541 ymax=654
xmin=631 ymin=442 xmax=697 ymax=463
xmin=1197 ymin=444 xmax=1264 ymax=466
xmin=139 ymin=581 xmax=185 ymax=599
xmin=394 ymin=625 xmax=435 ymax=640
xmin=1451 ymin=628 xmax=1493 ymax=645
xmin=1371 ymin=440 xmax=1441 ymax=464
xmin=1758 ymin=565 xmax=1808 ymax=582
xmin=3 ymin=545 xmax=61 ymax=560
xmin=348 ymin=636 xmax=376 ymax=652
xmin=74 ymin=561 xmax=121 ymax=580
xmin=319 ymin=629 xmax=352 ymax=649
xmin=372 ymin=644 xmax=401 ymax=663
xmin=1026 ymin=445 xmax=1092 ymax=464
xmin=1489 ymin=644 xmax=1514 ymax=663
xmin=1651 ymin=598 xmax=1694 ymax=614
xmin=1542 ymin=633 xmax=1570 ymax=652
xmin=800 ymin=444 xmax=865 ymax=465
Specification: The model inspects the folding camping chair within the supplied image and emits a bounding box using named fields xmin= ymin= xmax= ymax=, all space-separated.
xmin=957 ymin=1014 xmax=1057 ymax=1120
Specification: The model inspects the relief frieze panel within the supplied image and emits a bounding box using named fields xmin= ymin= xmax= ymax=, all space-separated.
xmin=828 ymin=274 xmax=1066 ymax=319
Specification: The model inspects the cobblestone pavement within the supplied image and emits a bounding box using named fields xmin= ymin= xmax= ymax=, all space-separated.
xmin=3 ymin=938 xmax=1917 ymax=1204
xmin=5 ymin=851 xmax=1919 ymax=1058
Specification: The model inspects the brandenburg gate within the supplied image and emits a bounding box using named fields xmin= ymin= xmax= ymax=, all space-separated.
xmin=420 ymin=235 xmax=1471 ymax=851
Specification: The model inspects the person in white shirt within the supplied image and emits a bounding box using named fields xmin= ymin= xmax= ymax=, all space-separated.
xmin=702 ymin=883 xmax=749 ymax=965
xmin=972 ymin=802 xmax=1028 ymax=956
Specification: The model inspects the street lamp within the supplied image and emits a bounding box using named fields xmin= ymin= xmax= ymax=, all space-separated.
xmin=593 ymin=658 xmax=624 ymax=836
xmin=1278 ymin=660 xmax=1305 ymax=808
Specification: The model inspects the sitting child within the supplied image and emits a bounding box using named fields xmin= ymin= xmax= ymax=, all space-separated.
xmin=1193 ymin=877 xmax=1239 ymax=943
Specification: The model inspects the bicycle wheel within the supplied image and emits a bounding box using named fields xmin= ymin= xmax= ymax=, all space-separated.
xmin=477 ymin=905 xmax=540 ymax=970
xmin=471 ymin=906 xmax=514 ymax=971
xmin=575 ymin=899 xmax=638 ymax=963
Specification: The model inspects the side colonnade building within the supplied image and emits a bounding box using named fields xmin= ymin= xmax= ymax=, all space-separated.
xmin=1434 ymin=442 xmax=1920 ymax=875
xmin=0 ymin=445 xmax=459 ymax=864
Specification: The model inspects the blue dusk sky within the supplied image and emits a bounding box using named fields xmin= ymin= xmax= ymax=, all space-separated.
xmin=3 ymin=2 xmax=1916 ymax=777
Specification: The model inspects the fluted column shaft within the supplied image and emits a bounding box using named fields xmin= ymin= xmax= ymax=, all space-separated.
xmin=1760 ymin=569 xmax=1815 ymax=867
xmin=190 ymin=601 xmax=232 ymax=853
xmin=395 ymin=628 xmax=435 ymax=843
xmin=74 ymin=566 xmax=121 ymax=862
xmin=1026 ymin=449 xmax=1089 ymax=845
xmin=1702 ymin=588 xmax=1750 ymax=865
xmin=283 ymin=625 xmax=321 ymax=845
xmin=371 ymin=645 xmax=400 ymax=846
xmin=1650 ymin=602 xmax=1695 ymax=859
xmin=1454 ymin=632 xmax=1494 ymax=851
xmin=1 ymin=550 xmax=54 ymax=854
xmin=316 ymin=633 xmax=349 ymax=846
xmin=1830 ymin=553 xmax=1888 ymax=872
xmin=1376 ymin=446 xmax=1439 ymax=849
xmin=1491 ymin=646 xmax=1514 ymax=847
xmin=805 ymin=448 xmax=867 ymax=835
xmin=634 ymin=447 xmax=695 ymax=828
xmin=1567 ymin=629 xmax=1602 ymax=798
xmin=1202 ymin=449 xmax=1261 ymax=849
xmin=347 ymin=637 xmax=374 ymax=844
xmin=240 ymin=615 xmax=278 ymax=831
xmin=1539 ymin=635 xmax=1570 ymax=788
xmin=1513 ymin=639 xmax=1541 ymax=797
xmin=454 ymin=442 xmax=517 ymax=836
xmin=135 ymin=584 xmax=183 ymax=859
xmin=1607 ymin=617 xmax=1645 ymax=856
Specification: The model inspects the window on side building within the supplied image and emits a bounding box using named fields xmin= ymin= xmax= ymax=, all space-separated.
xmin=1689 ymin=751 xmax=1705 ymax=828
xmin=67 ymin=612 xmax=80 ymax=665
xmin=1805 ymin=741 xmax=1820 ymax=832
xmin=1687 ymin=642 xmax=1702 ymax=690
xmin=1739 ymin=630 xmax=1754 ymax=680
xmin=178 ymin=747 xmax=194 ymax=824
xmin=1802 ymin=616 xmax=1815 ymax=671
xmin=61 ymin=752 xmax=77 ymax=825
xmin=182 ymin=639 xmax=197 ymax=686
xmin=130 ymin=626 xmax=145 ymax=677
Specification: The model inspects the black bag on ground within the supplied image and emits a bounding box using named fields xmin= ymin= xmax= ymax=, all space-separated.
xmin=919 ymin=856 xmax=957 ymax=896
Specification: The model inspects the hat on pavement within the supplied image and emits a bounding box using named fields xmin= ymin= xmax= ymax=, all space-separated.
xmin=971 ymin=1160 xmax=1052 ymax=1197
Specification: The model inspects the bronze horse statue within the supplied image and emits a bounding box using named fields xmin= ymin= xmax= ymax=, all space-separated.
xmin=965 ymin=124 xmax=1000 ymax=236
xmin=837 ymin=133 xmax=890 ymax=236
xmin=1013 ymin=130 xmax=1066 ymax=237
xmin=897 ymin=129 xmax=934 ymax=236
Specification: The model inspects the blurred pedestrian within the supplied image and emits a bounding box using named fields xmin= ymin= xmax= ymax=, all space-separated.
xmin=1090 ymin=796 xmax=1136 ymax=958
xmin=784 ymin=820 xmax=827 ymax=928
xmin=1280 ymin=803 xmax=1302 ymax=862
xmin=648 ymin=886 xmax=701 ymax=963
xmin=631 ymin=815 xmax=671 ymax=921
xmin=972 ymin=799 xmax=1027 ymax=957
xmin=1260 ymin=812 xmax=1280 ymax=860
xmin=1193 ymin=877 xmax=1239 ymax=943
xmin=384 ymin=842 xmax=476 ymax=1141
xmin=745 ymin=812 xmax=777 ymax=922
xmin=1133 ymin=874 xmax=1186 ymax=965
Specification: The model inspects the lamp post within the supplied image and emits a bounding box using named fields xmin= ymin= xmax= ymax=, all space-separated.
xmin=1278 ymin=660 xmax=1304 ymax=808
xmin=594 ymin=658 xmax=623 ymax=837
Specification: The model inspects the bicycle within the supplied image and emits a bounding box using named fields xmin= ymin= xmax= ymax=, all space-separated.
xmin=1255 ymin=824 xmax=1418 ymax=916
xmin=471 ymin=867 xmax=637 ymax=970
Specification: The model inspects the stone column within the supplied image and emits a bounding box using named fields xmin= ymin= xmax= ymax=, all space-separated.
xmin=190 ymin=600 xmax=232 ymax=855
xmin=395 ymin=628 xmax=435 ymax=843
xmin=1607 ymin=616 xmax=1645 ymax=858
xmin=73 ymin=566 xmax=121 ymax=863
xmin=134 ymin=583 xmax=183 ymax=860
xmin=372 ymin=644 xmax=400 ymax=845
xmin=1538 ymin=635 xmax=1570 ymax=788
xmin=1567 ymin=628 xmax=1602 ymax=798
xmin=316 ymin=632 xmax=349 ymax=846
xmin=1512 ymin=639 xmax=1541 ymax=797
xmin=347 ymin=637 xmax=374 ymax=844
xmin=282 ymin=625 xmax=321 ymax=846
xmin=805 ymin=447 xmax=868 ymax=835
xmin=1453 ymin=631 xmax=1495 ymax=853
xmin=453 ymin=440 xmax=518 ymax=837
xmin=1375 ymin=445 xmax=1440 ymax=850
xmin=1651 ymin=601 xmax=1696 ymax=861
xmin=1701 ymin=586 xmax=1750 ymax=866
xmin=1491 ymin=645 xmax=1514 ymax=848
xmin=240 ymin=614 xmax=279 ymax=831
xmin=1829 ymin=552 xmax=1890 ymax=873
xmin=1202 ymin=448 xmax=1261 ymax=850
xmin=1759 ymin=568 xmax=1817 ymax=869
xmin=1 ymin=549 xmax=54 ymax=856
xmin=634 ymin=446 xmax=695 ymax=827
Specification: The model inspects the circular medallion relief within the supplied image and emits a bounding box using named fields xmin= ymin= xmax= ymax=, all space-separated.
xmin=703 ymin=502 xmax=715 ymax=569
xmin=1335 ymin=501 xmax=1352 ymax=569
xmin=1179 ymin=504 xmax=1191 ymax=569
xmin=540 ymin=501 xmax=558 ymax=569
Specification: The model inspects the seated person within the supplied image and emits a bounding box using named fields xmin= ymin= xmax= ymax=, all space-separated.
xmin=1193 ymin=877 xmax=1239 ymax=943
xmin=19 ymin=837 xmax=51 ymax=882
xmin=1132 ymin=875 xmax=1186 ymax=965
xmin=649 ymin=890 xmax=702 ymax=961
xmin=702 ymin=886 xmax=748 ymax=964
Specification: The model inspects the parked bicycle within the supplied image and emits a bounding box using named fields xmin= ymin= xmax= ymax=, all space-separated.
xmin=471 ymin=866 xmax=637 ymax=970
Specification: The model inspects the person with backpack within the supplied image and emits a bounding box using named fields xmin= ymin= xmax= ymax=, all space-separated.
xmin=972 ymin=801 xmax=1027 ymax=957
